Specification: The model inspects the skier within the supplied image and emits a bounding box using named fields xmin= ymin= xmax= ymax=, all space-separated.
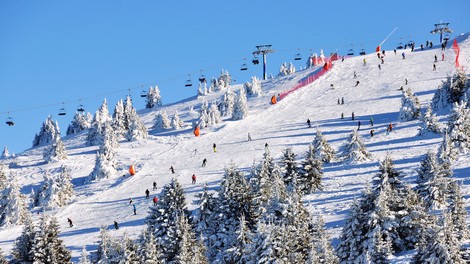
xmin=265 ymin=143 xmax=269 ymax=150
xmin=370 ymin=117 xmax=374 ymax=126
xmin=337 ymin=98 xmax=340 ymax=105
xmin=133 ymin=204 xmax=136 ymax=215
xmin=377 ymin=53 xmax=381 ymax=59
xmin=434 ymin=55 xmax=438 ymax=62
xmin=381 ymin=58 xmax=384 ymax=64
xmin=153 ymin=181 xmax=157 ymax=190
xmin=405 ymin=78 xmax=408 ymax=85
xmin=388 ymin=123 xmax=393 ymax=132
xmin=145 ymin=189 xmax=150 ymax=199
xmin=213 ymin=143 xmax=217 ymax=153
xmin=442 ymin=53 xmax=445 ymax=61
xmin=378 ymin=64 xmax=381 ymax=70
xmin=153 ymin=196 xmax=158 ymax=206
xmin=247 ymin=133 xmax=252 ymax=141
xmin=202 ymin=158 xmax=207 ymax=167
xmin=401 ymin=52 xmax=405 ymax=59
xmin=192 ymin=174 xmax=197 ymax=184
xmin=426 ymin=40 xmax=429 ymax=47
xmin=358 ymin=121 xmax=361 ymax=130
xmin=411 ymin=43 xmax=415 ymax=52
xmin=114 ymin=221 xmax=119 ymax=230
xmin=363 ymin=58 xmax=366 ymax=66
xmin=341 ymin=97 xmax=344 ymax=105
xmin=193 ymin=149 xmax=197 ymax=156
xmin=433 ymin=63 xmax=436 ymax=71
xmin=420 ymin=44 xmax=424 ymax=50
xmin=129 ymin=197 xmax=133 ymax=204
xmin=352 ymin=112 xmax=355 ymax=120
xmin=370 ymin=129 xmax=375 ymax=137
xmin=355 ymin=81 xmax=360 ymax=87
xmin=307 ymin=119 xmax=311 ymax=128
xmin=393 ymin=49 xmax=397 ymax=55
xmin=353 ymin=71 xmax=357 ymax=78
xmin=382 ymin=50 xmax=385 ymax=56
xmin=429 ymin=41 xmax=433 ymax=48
xmin=341 ymin=113 xmax=344 ymax=119
xmin=67 ymin=218 xmax=73 ymax=227
xmin=170 ymin=166 xmax=175 ymax=174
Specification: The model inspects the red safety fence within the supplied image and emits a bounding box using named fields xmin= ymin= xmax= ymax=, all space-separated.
xmin=452 ymin=38 xmax=460 ymax=69
xmin=279 ymin=59 xmax=334 ymax=100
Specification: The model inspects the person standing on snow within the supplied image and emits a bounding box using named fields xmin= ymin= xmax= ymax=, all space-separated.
xmin=442 ymin=53 xmax=445 ymax=61
xmin=114 ymin=221 xmax=119 ymax=230
xmin=153 ymin=196 xmax=158 ymax=206
xmin=370 ymin=117 xmax=374 ymax=126
xmin=129 ymin=197 xmax=133 ymax=204
xmin=434 ymin=55 xmax=438 ymax=62
xmin=352 ymin=112 xmax=355 ymax=121
xmin=355 ymin=81 xmax=360 ymax=87
xmin=433 ymin=63 xmax=436 ymax=71
xmin=170 ymin=166 xmax=175 ymax=174
xmin=247 ymin=133 xmax=252 ymax=141
xmin=133 ymin=204 xmax=137 ymax=215
xmin=67 ymin=218 xmax=73 ymax=227
xmin=145 ymin=189 xmax=150 ymax=199
xmin=401 ymin=52 xmax=406 ymax=59
xmin=153 ymin=181 xmax=157 ymax=190
xmin=341 ymin=97 xmax=344 ymax=105
xmin=358 ymin=121 xmax=361 ymax=130
xmin=307 ymin=119 xmax=311 ymax=128
xmin=202 ymin=158 xmax=207 ymax=167
xmin=192 ymin=174 xmax=197 ymax=184
xmin=213 ymin=143 xmax=217 ymax=153
xmin=341 ymin=113 xmax=344 ymax=119
xmin=370 ymin=129 xmax=375 ymax=137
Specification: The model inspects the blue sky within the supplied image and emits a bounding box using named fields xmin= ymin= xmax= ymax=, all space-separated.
xmin=0 ymin=0 xmax=468 ymax=154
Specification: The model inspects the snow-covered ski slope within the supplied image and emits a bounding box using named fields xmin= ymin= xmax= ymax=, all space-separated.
xmin=1 ymin=34 xmax=469 ymax=262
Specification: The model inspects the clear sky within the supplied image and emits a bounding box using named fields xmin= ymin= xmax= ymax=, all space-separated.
xmin=0 ymin=0 xmax=469 ymax=154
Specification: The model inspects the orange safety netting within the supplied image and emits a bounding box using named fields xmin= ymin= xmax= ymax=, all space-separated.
xmin=452 ymin=39 xmax=460 ymax=69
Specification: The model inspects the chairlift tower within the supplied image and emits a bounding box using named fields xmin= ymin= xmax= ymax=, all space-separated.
xmin=430 ymin=22 xmax=453 ymax=44
xmin=253 ymin=45 xmax=274 ymax=80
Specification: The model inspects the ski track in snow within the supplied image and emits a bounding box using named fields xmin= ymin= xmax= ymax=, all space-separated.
xmin=1 ymin=35 xmax=470 ymax=263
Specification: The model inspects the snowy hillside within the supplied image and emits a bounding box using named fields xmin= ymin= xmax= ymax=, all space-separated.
xmin=1 ymin=34 xmax=470 ymax=263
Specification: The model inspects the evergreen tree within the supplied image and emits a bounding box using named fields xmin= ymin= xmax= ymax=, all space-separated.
xmin=112 ymin=99 xmax=126 ymax=138
xmin=280 ymin=147 xmax=300 ymax=191
xmin=448 ymin=182 xmax=469 ymax=242
xmin=225 ymin=214 xmax=252 ymax=263
xmin=207 ymin=102 xmax=222 ymax=126
xmin=197 ymin=82 xmax=207 ymax=96
xmin=245 ymin=76 xmax=263 ymax=97
xmin=34 ymin=166 xmax=74 ymax=209
xmin=0 ymin=164 xmax=9 ymax=193
xmin=0 ymin=248 xmax=7 ymax=264
xmin=218 ymin=70 xmax=231 ymax=89
xmin=174 ymin=214 xmax=208 ymax=264
xmin=78 ymin=246 xmax=91 ymax=264
xmin=192 ymin=183 xmax=216 ymax=235
xmin=125 ymin=107 xmax=148 ymax=141
xmin=95 ymin=226 xmax=112 ymax=262
xmin=87 ymin=123 xmax=118 ymax=182
xmin=32 ymin=115 xmax=61 ymax=147
xmin=221 ymin=88 xmax=235 ymax=116
xmin=146 ymin=85 xmax=163 ymax=109
xmin=232 ymin=87 xmax=248 ymax=120
xmin=418 ymin=106 xmax=442 ymax=135
xmin=341 ymin=129 xmax=372 ymax=163
xmin=0 ymin=176 xmax=27 ymax=227
xmin=310 ymin=215 xmax=338 ymax=264
xmin=299 ymin=144 xmax=323 ymax=194
xmin=137 ymin=229 xmax=163 ymax=264
xmin=416 ymin=151 xmax=449 ymax=210
xmin=152 ymin=111 xmax=171 ymax=131
xmin=43 ymin=136 xmax=67 ymax=163
xmin=1 ymin=146 xmax=10 ymax=159
xmin=447 ymin=101 xmax=470 ymax=153
xmin=87 ymin=99 xmax=112 ymax=146
xmin=170 ymin=111 xmax=185 ymax=130
xmin=432 ymin=69 xmax=469 ymax=111
xmin=66 ymin=111 xmax=92 ymax=135
xmin=31 ymin=213 xmax=71 ymax=264
xmin=12 ymin=212 xmax=35 ymax=263
xmin=399 ymin=87 xmax=421 ymax=121
xmin=146 ymin=178 xmax=188 ymax=262
xmin=437 ymin=129 xmax=456 ymax=164
xmin=312 ymin=129 xmax=335 ymax=163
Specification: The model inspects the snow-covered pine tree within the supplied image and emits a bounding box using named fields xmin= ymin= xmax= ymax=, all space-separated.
xmin=137 ymin=228 xmax=163 ymax=264
xmin=146 ymin=85 xmax=163 ymax=109
xmin=413 ymin=212 xmax=466 ymax=264
xmin=87 ymin=123 xmax=118 ymax=182
xmin=418 ymin=106 xmax=442 ymax=136
xmin=437 ymin=129 xmax=456 ymax=164
xmin=31 ymin=213 xmax=71 ymax=264
xmin=112 ymin=99 xmax=126 ymax=138
xmin=232 ymin=87 xmax=248 ymax=120
xmin=66 ymin=111 xmax=92 ymax=135
xmin=415 ymin=151 xmax=449 ymax=210
xmin=447 ymin=101 xmax=470 ymax=153
xmin=432 ymin=69 xmax=469 ymax=111
xmin=125 ymin=107 xmax=148 ymax=141
xmin=192 ymin=183 xmax=216 ymax=235
xmin=170 ymin=111 xmax=184 ymax=130
xmin=43 ymin=136 xmax=67 ymax=163
xmin=0 ymin=175 xmax=27 ymax=227
xmin=173 ymin=214 xmax=208 ymax=263
xmin=225 ymin=214 xmax=252 ymax=263
xmin=32 ymin=115 xmax=61 ymax=147
xmin=198 ymin=82 xmax=207 ymax=96
xmin=244 ymin=76 xmax=263 ymax=97
xmin=12 ymin=212 xmax=35 ymax=263
xmin=447 ymin=181 xmax=470 ymax=242
xmin=299 ymin=144 xmax=323 ymax=194
xmin=209 ymin=78 xmax=220 ymax=92
xmin=312 ymin=129 xmax=335 ymax=163
xmin=280 ymin=147 xmax=300 ymax=190
xmin=309 ymin=215 xmax=338 ymax=264
xmin=336 ymin=199 xmax=366 ymax=262
xmin=341 ymin=129 xmax=372 ymax=163
xmin=0 ymin=248 xmax=7 ymax=264
xmin=87 ymin=99 xmax=112 ymax=145
xmin=34 ymin=166 xmax=74 ymax=209
xmin=207 ymin=102 xmax=222 ymax=126
xmin=221 ymin=88 xmax=235 ymax=117
xmin=278 ymin=62 xmax=296 ymax=76
xmin=94 ymin=226 xmax=112 ymax=262
xmin=399 ymin=87 xmax=421 ymax=121
xmin=1 ymin=147 xmax=10 ymax=159
xmin=0 ymin=164 xmax=9 ymax=190
xmin=152 ymin=111 xmax=171 ymax=131
xmin=78 ymin=246 xmax=91 ymax=264
xmin=198 ymin=99 xmax=210 ymax=128
xmin=218 ymin=70 xmax=231 ymax=89
xmin=146 ymin=178 xmax=188 ymax=262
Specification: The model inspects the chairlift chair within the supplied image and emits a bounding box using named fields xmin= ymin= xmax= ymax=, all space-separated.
xmin=347 ymin=49 xmax=354 ymax=56
xmin=240 ymin=58 xmax=248 ymax=71
xmin=185 ymin=74 xmax=193 ymax=87
xmin=198 ymin=70 xmax=206 ymax=83
xmin=294 ymin=49 xmax=302 ymax=60
xmin=359 ymin=49 xmax=366 ymax=56
xmin=140 ymin=88 xmax=147 ymax=98
xmin=77 ymin=104 xmax=85 ymax=112
xmin=397 ymin=42 xmax=404 ymax=49
xmin=58 ymin=102 xmax=67 ymax=116
xmin=5 ymin=116 xmax=14 ymax=126
xmin=252 ymin=55 xmax=259 ymax=65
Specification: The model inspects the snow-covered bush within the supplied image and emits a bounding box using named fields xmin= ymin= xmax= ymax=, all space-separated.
xmin=152 ymin=111 xmax=171 ymax=131
xmin=278 ymin=62 xmax=296 ymax=77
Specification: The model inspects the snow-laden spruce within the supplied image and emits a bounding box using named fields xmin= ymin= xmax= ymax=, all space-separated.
xmin=1 ymin=147 xmax=10 ymax=159
xmin=232 ymin=87 xmax=248 ymax=120
xmin=399 ymin=87 xmax=421 ymax=121
xmin=112 ymin=99 xmax=126 ymax=138
xmin=34 ymin=166 xmax=74 ymax=209
xmin=418 ymin=106 xmax=442 ymax=136
xmin=43 ymin=136 xmax=67 ymax=163
xmin=152 ymin=110 xmax=171 ymax=131
xmin=341 ymin=129 xmax=372 ymax=163
xmin=146 ymin=85 xmax=162 ymax=109
xmin=447 ymin=101 xmax=470 ymax=153
xmin=311 ymin=129 xmax=335 ymax=163
xmin=125 ymin=106 xmax=148 ymax=141
xmin=170 ymin=111 xmax=185 ymax=130
xmin=278 ymin=62 xmax=296 ymax=77
xmin=432 ymin=69 xmax=469 ymax=111
xmin=66 ymin=111 xmax=92 ymax=135
xmin=0 ymin=175 xmax=27 ymax=227
xmin=87 ymin=99 xmax=112 ymax=146
xmin=299 ymin=144 xmax=323 ymax=194
xmin=32 ymin=115 xmax=61 ymax=147
xmin=218 ymin=69 xmax=231 ymax=89
xmin=244 ymin=76 xmax=263 ymax=97
xmin=87 ymin=123 xmax=118 ymax=182
xmin=12 ymin=212 xmax=35 ymax=263
xmin=198 ymin=82 xmax=208 ymax=96
xmin=221 ymin=88 xmax=235 ymax=117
